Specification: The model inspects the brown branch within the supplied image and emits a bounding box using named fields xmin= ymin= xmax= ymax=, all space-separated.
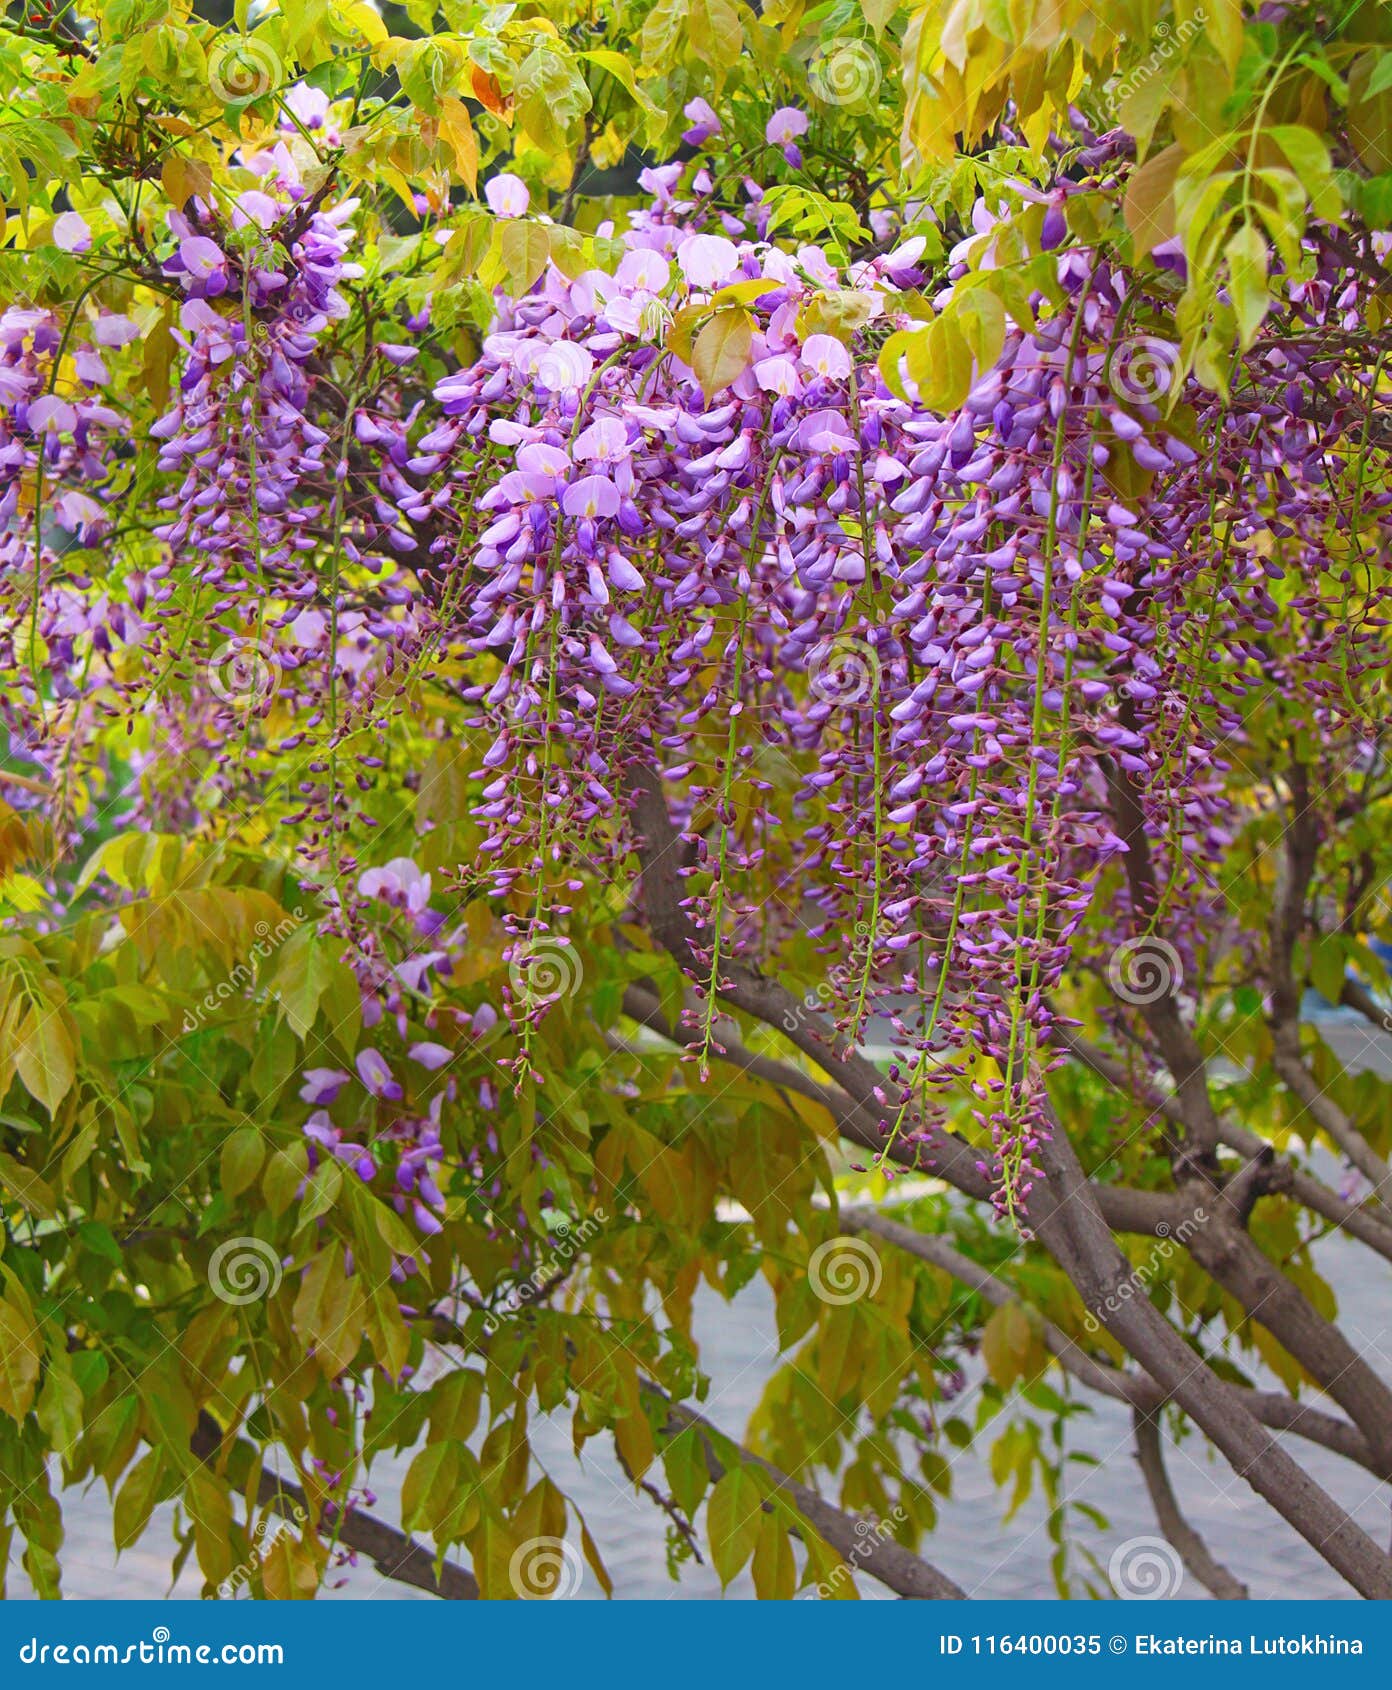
xmin=1266 ymin=765 xmax=1392 ymax=1213
xmin=842 ymin=1205 xmax=1386 ymax=1479
xmin=640 ymin=1384 xmax=967 ymax=1600
xmin=1054 ymin=1022 xmax=1392 ymax=1262
xmin=1132 ymin=1408 xmax=1249 ymax=1599
xmin=1030 ymin=1125 xmax=1392 ymax=1599
xmin=626 ymin=761 xmax=1392 ymax=1596
xmin=1102 ymin=756 xmax=1224 ymax=1156
xmin=192 ymin=1413 xmax=479 ymax=1600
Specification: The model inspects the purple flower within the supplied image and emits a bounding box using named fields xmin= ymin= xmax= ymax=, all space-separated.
xmin=356 ymin=1048 xmax=403 ymax=1101
xmin=358 ymin=856 xmax=431 ymax=914
xmin=409 ymin=1041 xmax=452 ymax=1070
xmin=562 ymin=475 xmax=620 ymax=520
xmin=766 ymin=105 xmax=808 ymax=165
xmin=682 ymin=98 xmax=721 ymax=146
xmin=300 ymin=1067 xmax=350 ymax=1106
xmin=766 ymin=106 xmax=808 ymax=146
xmin=53 ymin=212 xmax=91 ymax=254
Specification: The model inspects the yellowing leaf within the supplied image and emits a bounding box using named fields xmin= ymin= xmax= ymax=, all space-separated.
xmin=437 ymin=98 xmax=478 ymax=194
xmin=1125 ymin=143 xmax=1182 ymax=259
xmin=0 ymin=1289 xmax=40 ymax=1420
xmin=15 ymin=1000 xmax=75 ymax=1116
xmin=691 ymin=307 xmax=753 ymax=396
xmin=499 ymin=220 xmax=553 ymax=295
xmin=292 ymin=1246 xmax=366 ymax=1379
xmin=706 ymin=1465 xmax=764 ymax=1586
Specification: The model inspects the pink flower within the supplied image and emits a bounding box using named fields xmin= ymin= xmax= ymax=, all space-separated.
xmin=766 ymin=106 xmax=808 ymax=164
xmin=300 ymin=1068 xmax=350 ymax=1105
xmin=91 ymin=314 xmax=139 ymax=347
xmin=409 ymin=1041 xmax=452 ymax=1070
xmin=573 ymin=416 xmax=631 ymax=464
xmin=53 ymin=212 xmax=91 ymax=253
xmin=358 ymin=856 xmax=432 ymax=913
xmin=754 ymin=355 xmax=800 ymax=397
xmin=485 ymin=173 xmax=529 ymax=218
xmin=766 ymin=107 xmax=809 ymax=146
xmin=682 ymin=98 xmax=721 ymax=145
xmin=676 ymin=234 xmax=740 ymax=290
xmin=615 ymin=249 xmax=671 ymax=295
xmin=27 ymin=396 xmax=76 ymax=435
xmin=179 ymin=235 xmax=226 ymax=282
xmin=800 ymin=333 xmax=852 ymax=380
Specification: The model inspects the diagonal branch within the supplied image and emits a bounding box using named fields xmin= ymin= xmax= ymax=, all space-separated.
xmin=1030 ymin=1125 xmax=1392 ymax=1598
xmin=626 ymin=761 xmax=1392 ymax=1596
xmin=842 ymin=1205 xmax=1385 ymax=1479
xmin=191 ymin=1413 xmax=479 ymax=1600
xmin=1266 ymin=763 xmax=1392 ymax=1214
xmin=1131 ymin=1407 xmax=1249 ymax=1599
xmin=1054 ymin=1022 xmax=1392 ymax=1261
xmin=639 ymin=1383 xmax=966 ymax=1600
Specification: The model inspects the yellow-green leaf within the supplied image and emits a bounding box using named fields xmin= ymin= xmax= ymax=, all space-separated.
xmin=691 ymin=307 xmax=753 ymax=396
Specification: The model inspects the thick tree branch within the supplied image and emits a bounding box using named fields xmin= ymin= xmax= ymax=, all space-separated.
xmin=626 ymin=761 xmax=1392 ymax=1596
xmin=1055 ymin=1022 xmax=1392 ymax=1261
xmin=842 ymin=1206 xmax=1385 ymax=1479
xmin=1029 ymin=1126 xmax=1392 ymax=1598
xmin=1267 ymin=765 xmax=1392 ymax=1212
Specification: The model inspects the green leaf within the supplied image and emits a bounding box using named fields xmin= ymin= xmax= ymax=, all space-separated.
xmin=113 ymin=1450 xmax=164 ymax=1551
xmin=706 ymin=1466 xmax=765 ymax=1587
xmin=14 ymin=1001 xmax=75 ymax=1116
xmin=688 ymin=0 xmax=742 ymax=65
xmin=36 ymin=1359 xmax=84 ymax=1460
xmin=0 ymin=1286 xmax=40 ymax=1421
xmin=499 ymin=221 xmax=554 ymax=297
xmin=1366 ymin=51 xmax=1392 ymax=100
xmin=0 ymin=1150 xmax=57 ymax=1218
xmin=691 ymin=307 xmax=753 ymax=397
xmin=292 ymin=1246 xmax=366 ymax=1379
xmin=220 ymin=1126 xmax=265 ymax=1199
xmin=1265 ymin=125 xmax=1341 ymax=218
xmin=1225 ymin=221 xmax=1270 ymax=348
xmin=641 ymin=0 xmax=688 ymax=63
xmin=402 ymin=1440 xmax=460 ymax=1533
